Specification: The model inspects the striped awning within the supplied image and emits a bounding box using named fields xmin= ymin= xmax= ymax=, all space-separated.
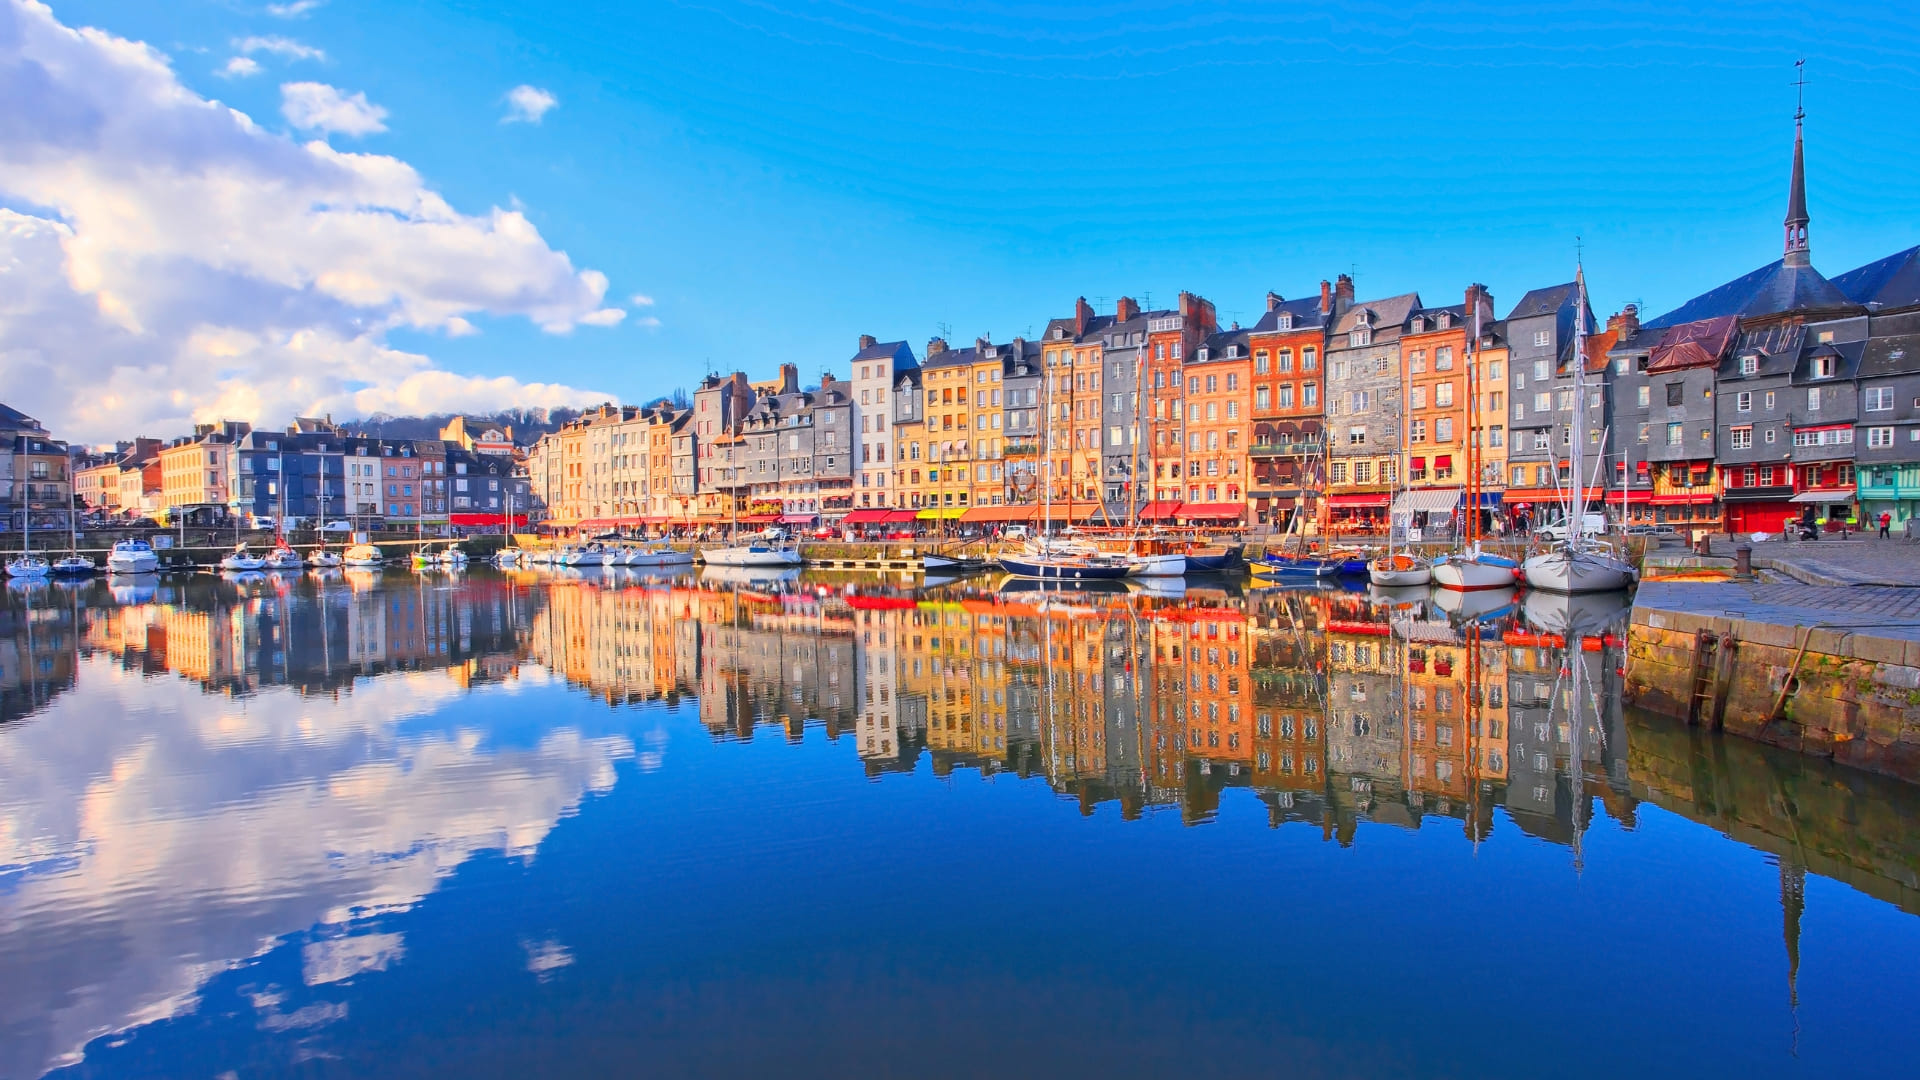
xmin=1391 ymin=487 xmax=1463 ymax=514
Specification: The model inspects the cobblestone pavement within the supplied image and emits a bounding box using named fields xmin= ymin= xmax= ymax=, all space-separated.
xmin=1700 ymin=534 xmax=1920 ymax=587
xmin=1635 ymin=581 xmax=1920 ymax=643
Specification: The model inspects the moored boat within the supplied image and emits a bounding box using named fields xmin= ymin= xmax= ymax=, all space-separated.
xmin=342 ymin=543 xmax=383 ymax=567
xmin=219 ymin=545 xmax=266 ymax=571
xmin=5 ymin=553 xmax=50 ymax=579
xmin=106 ymin=539 xmax=160 ymax=575
xmin=703 ymin=542 xmax=802 ymax=568
xmin=1368 ymin=551 xmax=1432 ymax=588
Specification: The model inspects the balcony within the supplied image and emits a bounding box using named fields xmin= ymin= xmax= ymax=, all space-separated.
xmin=1249 ymin=439 xmax=1324 ymax=458
xmin=1003 ymin=442 xmax=1040 ymax=457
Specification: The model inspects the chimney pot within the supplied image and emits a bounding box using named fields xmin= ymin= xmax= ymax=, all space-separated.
xmin=1267 ymin=292 xmax=1283 ymax=313
xmin=1319 ymin=280 xmax=1332 ymax=315
xmin=858 ymin=334 xmax=877 ymax=350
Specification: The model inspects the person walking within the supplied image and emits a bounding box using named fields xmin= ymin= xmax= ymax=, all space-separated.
xmin=1881 ymin=511 xmax=1893 ymax=539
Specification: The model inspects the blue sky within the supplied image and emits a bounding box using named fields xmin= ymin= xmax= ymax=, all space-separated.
xmin=47 ymin=0 xmax=1920 ymax=410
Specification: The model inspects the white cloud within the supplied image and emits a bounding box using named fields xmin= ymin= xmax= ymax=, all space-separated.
xmin=218 ymin=55 xmax=261 ymax=78
xmin=636 ymin=316 xmax=662 ymax=329
xmin=0 ymin=0 xmax=621 ymax=443
xmin=578 ymin=307 xmax=625 ymax=327
xmin=265 ymin=0 xmax=325 ymax=16
xmin=235 ymin=34 xmax=325 ymax=62
xmin=280 ymin=81 xmax=387 ymax=136
xmin=629 ymin=292 xmax=654 ymax=306
xmin=502 ymin=84 xmax=557 ymax=124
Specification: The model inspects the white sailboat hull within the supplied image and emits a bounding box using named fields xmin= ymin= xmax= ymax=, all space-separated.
xmin=1432 ymin=557 xmax=1516 ymax=592
xmin=1368 ymin=565 xmax=1432 ymax=588
xmin=1126 ymin=553 xmax=1187 ymax=577
xmin=1521 ymin=550 xmax=1636 ymax=594
xmin=626 ymin=549 xmax=693 ymax=567
xmin=703 ymin=545 xmax=802 ymax=568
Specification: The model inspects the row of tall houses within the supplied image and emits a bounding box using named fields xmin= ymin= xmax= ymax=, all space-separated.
xmin=65 ymin=415 xmax=529 ymax=527
xmin=530 ymin=116 xmax=1920 ymax=535
xmin=0 ymin=403 xmax=74 ymax=532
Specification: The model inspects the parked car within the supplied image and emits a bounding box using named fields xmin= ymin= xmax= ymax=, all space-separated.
xmin=1002 ymin=525 xmax=1031 ymax=542
xmin=1537 ymin=513 xmax=1608 ymax=542
xmin=322 ymin=520 xmax=354 ymax=533
xmin=252 ymin=516 xmax=275 ymax=530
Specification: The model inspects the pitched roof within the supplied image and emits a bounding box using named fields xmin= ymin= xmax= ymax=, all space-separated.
xmin=922 ymin=345 xmax=977 ymax=370
xmin=1506 ymin=282 xmax=1577 ymax=321
xmin=1331 ymin=293 xmax=1421 ymax=336
xmin=0 ymin=402 xmax=44 ymax=431
xmin=851 ymin=339 xmax=910 ymax=362
xmin=1832 ymin=245 xmax=1920 ymax=313
xmin=1646 ymin=315 xmax=1740 ymax=373
xmin=1643 ymin=258 xmax=1856 ymax=329
xmin=1248 ymin=295 xmax=1331 ymax=334
xmin=1858 ymin=311 xmax=1920 ymax=379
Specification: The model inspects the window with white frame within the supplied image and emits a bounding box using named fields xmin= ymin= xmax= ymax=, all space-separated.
xmin=1730 ymin=426 xmax=1752 ymax=450
xmin=1737 ymin=391 xmax=1752 ymax=412
xmin=1865 ymin=387 xmax=1894 ymax=412
xmin=1868 ymin=427 xmax=1894 ymax=448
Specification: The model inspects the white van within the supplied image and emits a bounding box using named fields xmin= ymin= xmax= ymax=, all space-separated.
xmin=1537 ymin=512 xmax=1607 ymax=542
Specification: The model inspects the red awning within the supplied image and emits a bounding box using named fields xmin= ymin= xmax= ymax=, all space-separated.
xmin=450 ymin=512 xmax=530 ymax=527
xmin=884 ymin=509 xmax=922 ymax=523
xmin=738 ymin=513 xmax=780 ymax=524
xmin=1650 ymin=493 xmax=1717 ymax=505
xmin=1139 ymin=501 xmax=1183 ymax=521
xmin=841 ymin=509 xmax=893 ymax=524
xmin=1328 ymin=494 xmax=1390 ymax=508
xmin=779 ymin=513 xmax=817 ymax=524
xmin=1177 ymin=502 xmax=1245 ymax=520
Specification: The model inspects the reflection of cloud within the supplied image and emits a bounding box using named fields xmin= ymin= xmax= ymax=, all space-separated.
xmin=302 ymin=932 xmax=405 ymax=986
xmin=0 ymin=658 xmax=633 ymax=1078
xmin=522 ymin=938 xmax=573 ymax=981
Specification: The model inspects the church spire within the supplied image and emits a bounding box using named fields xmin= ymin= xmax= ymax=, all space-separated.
xmin=1784 ymin=60 xmax=1811 ymax=268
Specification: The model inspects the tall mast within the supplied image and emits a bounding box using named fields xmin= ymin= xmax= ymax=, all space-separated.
xmin=1569 ymin=261 xmax=1589 ymax=550
xmin=1466 ymin=297 xmax=1481 ymax=548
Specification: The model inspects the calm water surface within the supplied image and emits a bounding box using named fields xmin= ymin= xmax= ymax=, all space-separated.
xmin=2 ymin=568 xmax=1918 ymax=1079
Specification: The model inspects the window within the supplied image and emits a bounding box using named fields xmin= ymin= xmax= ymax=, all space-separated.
xmin=1765 ymin=391 xmax=1776 ymax=410
xmin=1813 ymin=354 xmax=1836 ymax=379
xmin=1330 ymin=461 xmax=1347 ymax=483
xmin=1512 ymin=465 xmax=1527 ymax=486
xmin=1730 ymin=426 xmax=1752 ymax=450
xmin=1409 ymin=350 xmax=1427 ymax=373
xmin=1533 ymin=331 xmax=1550 ymax=348
xmin=1636 ymin=385 xmax=1650 ymax=408
xmin=1435 ymin=383 xmax=1454 ymax=408
xmin=1255 ymin=351 xmax=1269 ymax=373
xmin=1255 ymin=386 xmax=1270 ymax=410
xmin=1737 ymin=391 xmax=1752 ymax=412
xmin=1303 ymin=383 xmax=1318 ymax=407
xmin=1793 ymin=428 xmax=1853 ymax=448
xmin=1409 ymin=419 xmax=1427 ymax=442
xmin=1868 ymin=427 xmax=1894 ymax=448
xmin=1740 ymin=355 xmax=1759 ymax=375
xmin=1667 ymin=422 xmax=1683 ymax=446
xmin=1534 ymin=360 xmax=1550 ymax=380
xmin=1436 ymin=418 xmax=1454 ymax=442
xmin=1866 ymin=387 xmax=1895 ymax=412
xmin=1351 ymin=390 xmax=1370 ymax=412
xmin=1557 ymin=389 xmax=1573 ymax=412
xmin=1765 ymin=427 xmax=1776 ymax=444
xmin=1807 ymin=388 xmax=1823 ymax=411
xmin=1353 ymin=461 xmax=1372 ymax=484
xmin=1666 ymin=382 xmax=1684 ymax=406
xmin=1278 ymin=385 xmax=1294 ymax=409
xmin=1534 ymin=392 xmax=1551 ymax=412
xmin=1302 ymin=347 xmax=1317 ymax=370
xmin=1435 ymin=346 xmax=1453 ymax=371
xmin=1532 ymin=431 xmax=1550 ymax=450
xmin=1348 ymin=426 xmax=1366 ymax=446
xmin=1515 ymin=371 xmax=1527 ymax=390
xmin=1410 ymin=387 xmax=1427 ymax=410
xmin=1760 ymin=466 xmax=1776 ymax=485
xmin=1489 ymin=426 xmax=1504 ymax=448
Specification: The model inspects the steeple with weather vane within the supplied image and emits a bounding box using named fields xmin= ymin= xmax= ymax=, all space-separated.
xmin=1783 ymin=59 xmax=1811 ymax=268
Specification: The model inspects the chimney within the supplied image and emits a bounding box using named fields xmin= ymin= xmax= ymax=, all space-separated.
xmin=1116 ymin=296 xmax=1139 ymax=322
xmin=858 ymin=334 xmax=877 ymax=350
xmin=779 ymin=362 xmax=798 ymax=394
xmin=1334 ymin=274 xmax=1355 ymax=316
xmin=1074 ymin=296 xmax=1094 ymax=336
xmin=1319 ymin=279 xmax=1332 ymax=315
xmin=1267 ymin=292 xmax=1284 ymax=313
xmin=1608 ymin=305 xmax=1641 ymax=337
xmin=1464 ymin=283 xmax=1494 ymax=326
xmin=927 ymin=337 xmax=947 ymax=358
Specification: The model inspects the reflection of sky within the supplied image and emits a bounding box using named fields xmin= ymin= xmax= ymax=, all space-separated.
xmin=0 ymin=657 xmax=634 ymax=1079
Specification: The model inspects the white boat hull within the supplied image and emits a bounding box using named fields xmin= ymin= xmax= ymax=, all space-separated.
xmin=1126 ymin=553 xmax=1187 ymax=577
xmin=1368 ymin=565 xmax=1432 ymax=588
xmin=309 ymin=553 xmax=342 ymax=568
xmin=108 ymin=553 xmax=160 ymax=574
xmin=6 ymin=558 xmax=50 ymax=579
xmin=703 ymin=546 xmax=802 ymax=568
xmin=220 ymin=557 xmax=266 ymax=571
xmin=1521 ymin=550 xmax=1636 ymax=594
xmin=1432 ymin=556 xmax=1517 ymax=592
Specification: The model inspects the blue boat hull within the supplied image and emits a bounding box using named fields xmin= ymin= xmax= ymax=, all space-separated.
xmin=1185 ymin=549 xmax=1246 ymax=573
xmin=1254 ymin=556 xmax=1340 ymax=578
xmin=1337 ymin=558 xmax=1369 ymax=575
xmin=998 ymin=556 xmax=1131 ymax=581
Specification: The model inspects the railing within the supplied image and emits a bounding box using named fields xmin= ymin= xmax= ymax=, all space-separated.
xmin=1249 ymin=440 xmax=1324 ymax=456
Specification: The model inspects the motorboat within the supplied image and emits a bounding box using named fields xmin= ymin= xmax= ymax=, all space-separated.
xmin=219 ymin=545 xmax=266 ymax=572
xmin=557 ymin=542 xmax=610 ymax=567
xmin=495 ymin=547 xmax=525 ymax=566
xmin=1521 ymin=543 xmax=1638 ymax=594
xmin=309 ymin=545 xmax=342 ymax=569
xmin=5 ymin=553 xmax=50 ymax=579
xmin=342 ymin=543 xmax=383 ymax=568
xmin=51 ymin=553 xmax=96 ymax=577
xmin=625 ymin=543 xmax=693 ymax=567
xmin=106 ymin=539 xmax=160 ymax=575
xmin=703 ymin=542 xmax=802 ymax=568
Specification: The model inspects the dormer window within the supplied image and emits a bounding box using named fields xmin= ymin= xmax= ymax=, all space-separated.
xmin=1355 ymin=310 xmax=1371 ymax=327
xmin=1349 ymin=328 xmax=1371 ymax=347
xmin=1197 ymin=348 xmax=1210 ymax=362
xmin=1409 ymin=316 xmax=1425 ymax=333
xmin=1739 ymin=354 xmax=1759 ymax=376
xmin=1437 ymin=313 xmax=1451 ymax=329
xmin=1813 ymin=354 xmax=1836 ymax=379
xmin=1277 ymin=314 xmax=1293 ymax=331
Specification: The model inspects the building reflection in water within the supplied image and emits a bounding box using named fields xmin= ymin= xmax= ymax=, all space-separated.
xmin=3 ymin=569 xmax=1919 ymax=1075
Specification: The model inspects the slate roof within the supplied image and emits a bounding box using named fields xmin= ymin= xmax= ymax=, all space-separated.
xmin=1248 ymin=295 xmax=1331 ymax=334
xmin=1331 ymin=293 xmax=1422 ymax=337
xmin=1646 ymin=315 xmax=1740 ymax=373
xmin=1716 ymin=323 xmax=1806 ymax=381
xmin=0 ymin=402 xmax=45 ymax=432
xmin=1832 ymin=245 xmax=1920 ymax=313
xmin=922 ymin=345 xmax=977 ymax=371
xmin=1405 ymin=302 xmax=1467 ymax=333
xmin=1643 ymin=258 xmax=1856 ymax=329
xmin=1858 ymin=311 xmax=1920 ymax=379
xmin=1195 ymin=327 xmax=1251 ymax=361
xmin=851 ymin=339 xmax=911 ymax=363
xmin=1790 ymin=339 xmax=1865 ymax=384
xmin=1506 ymin=282 xmax=1577 ymax=321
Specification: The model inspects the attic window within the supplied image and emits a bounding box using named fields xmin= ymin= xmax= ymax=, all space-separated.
xmin=1355 ymin=310 xmax=1371 ymax=327
xmin=1813 ymin=354 xmax=1836 ymax=379
xmin=1277 ymin=315 xmax=1292 ymax=330
xmin=1197 ymin=348 xmax=1210 ymax=362
xmin=1739 ymin=355 xmax=1759 ymax=376
xmin=1437 ymin=313 xmax=1451 ymax=329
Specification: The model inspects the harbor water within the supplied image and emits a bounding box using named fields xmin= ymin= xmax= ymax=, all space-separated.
xmin=2 ymin=568 xmax=1918 ymax=1078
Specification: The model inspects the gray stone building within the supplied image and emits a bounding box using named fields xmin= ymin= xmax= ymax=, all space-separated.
xmin=1852 ymin=311 xmax=1920 ymax=525
xmin=740 ymin=387 xmax=814 ymax=517
xmin=1713 ymin=323 xmax=1805 ymax=532
xmin=1324 ymin=290 xmax=1419 ymax=524
xmin=1003 ymin=339 xmax=1042 ymax=506
xmin=848 ymin=336 xmax=915 ymax=511
xmin=1599 ymin=306 xmax=1658 ymax=520
xmin=1502 ymin=281 xmax=1610 ymax=523
xmin=1785 ymin=315 xmax=1867 ymax=525
xmin=811 ymin=374 xmax=855 ymax=520
xmin=1097 ymin=299 xmax=1150 ymax=519
xmin=1639 ymin=314 xmax=1737 ymax=534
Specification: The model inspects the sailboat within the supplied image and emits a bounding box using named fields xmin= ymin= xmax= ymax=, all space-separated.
xmin=6 ymin=505 xmax=49 ymax=579
xmin=51 ymin=506 xmax=95 ymax=576
xmin=1371 ymin=360 xmax=1432 ymax=588
xmin=1433 ymin=291 xmax=1522 ymax=592
xmin=1252 ymin=449 xmax=1338 ymax=579
xmin=220 ymin=544 xmax=266 ymax=571
xmin=999 ymin=351 xmax=1130 ymax=581
xmin=262 ymin=470 xmax=303 ymax=570
xmin=1521 ymin=262 xmax=1637 ymax=594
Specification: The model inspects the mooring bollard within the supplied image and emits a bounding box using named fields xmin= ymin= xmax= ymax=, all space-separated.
xmin=1694 ymin=535 xmax=1711 ymax=557
xmin=1734 ymin=543 xmax=1752 ymax=579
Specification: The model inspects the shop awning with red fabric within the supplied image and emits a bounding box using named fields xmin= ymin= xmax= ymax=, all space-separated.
xmin=1140 ymin=501 xmax=1183 ymax=521
xmin=1650 ymin=493 xmax=1717 ymax=505
xmin=1327 ymin=493 xmax=1389 ymax=508
xmin=840 ymin=509 xmax=894 ymax=524
xmin=1177 ymin=502 xmax=1245 ymax=521
xmin=737 ymin=513 xmax=781 ymax=524
xmin=884 ymin=509 xmax=922 ymax=523
xmin=451 ymin=512 xmax=530 ymax=527
xmin=780 ymin=513 xmax=817 ymax=524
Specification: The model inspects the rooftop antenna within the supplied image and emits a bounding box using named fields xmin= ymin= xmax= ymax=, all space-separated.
xmin=1140 ymin=291 xmax=1153 ymax=310
xmin=936 ymin=320 xmax=953 ymax=342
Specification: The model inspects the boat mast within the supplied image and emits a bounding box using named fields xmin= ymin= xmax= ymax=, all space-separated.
xmin=1568 ymin=260 xmax=1590 ymax=553
xmin=1465 ymin=299 xmax=1481 ymax=550
xmin=1130 ymin=348 xmax=1146 ymax=542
